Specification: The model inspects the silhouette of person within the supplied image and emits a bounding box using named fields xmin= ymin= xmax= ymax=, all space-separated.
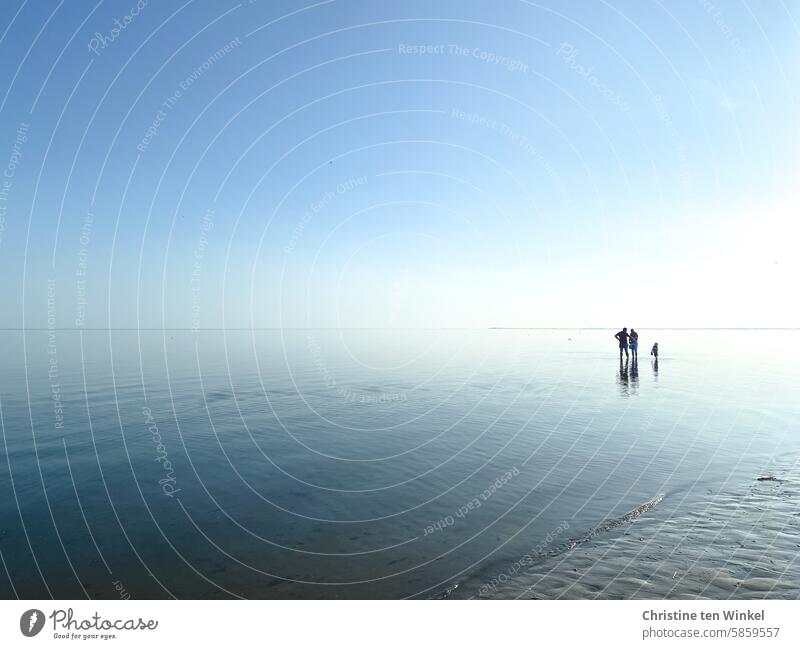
xmin=614 ymin=327 xmax=629 ymax=361
xmin=629 ymin=328 xmax=639 ymax=361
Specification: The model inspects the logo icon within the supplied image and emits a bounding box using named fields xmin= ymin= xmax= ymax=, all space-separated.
xmin=20 ymin=609 xmax=45 ymax=637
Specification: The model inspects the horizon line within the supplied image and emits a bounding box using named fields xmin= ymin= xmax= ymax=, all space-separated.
xmin=1 ymin=327 xmax=798 ymax=332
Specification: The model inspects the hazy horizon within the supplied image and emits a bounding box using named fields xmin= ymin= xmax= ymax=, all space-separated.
xmin=2 ymin=326 xmax=798 ymax=331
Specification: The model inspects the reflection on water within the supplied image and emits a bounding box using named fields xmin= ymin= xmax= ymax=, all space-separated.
xmin=0 ymin=329 xmax=797 ymax=599
xmin=617 ymin=358 xmax=639 ymax=397
xmin=617 ymin=359 xmax=627 ymax=397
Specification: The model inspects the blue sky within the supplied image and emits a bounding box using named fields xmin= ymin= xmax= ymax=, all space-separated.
xmin=0 ymin=0 xmax=797 ymax=328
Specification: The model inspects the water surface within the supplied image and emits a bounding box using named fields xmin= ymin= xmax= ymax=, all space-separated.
xmin=0 ymin=329 xmax=797 ymax=599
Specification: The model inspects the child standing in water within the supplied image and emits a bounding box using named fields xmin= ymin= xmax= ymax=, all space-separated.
xmin=651 ymin=342 xmax=659 ymax=358
xmin=629 ymin=329 xmax=639 ymax=361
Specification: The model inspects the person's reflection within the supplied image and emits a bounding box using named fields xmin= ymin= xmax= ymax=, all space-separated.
xmin=630 ymin=358 xmax=639 ymax=395
xmin=617 ymin=358 xmax=630 ymax=397
xmin=652 ymin=358 xmax=659 ymax=382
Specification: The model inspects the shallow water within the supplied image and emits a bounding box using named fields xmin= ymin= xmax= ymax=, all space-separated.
xmin=0 ymin=329 xmax=797 ymax=599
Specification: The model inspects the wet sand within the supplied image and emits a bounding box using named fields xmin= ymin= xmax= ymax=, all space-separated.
xmin=451 ymin=462 xmax=800 ymax=599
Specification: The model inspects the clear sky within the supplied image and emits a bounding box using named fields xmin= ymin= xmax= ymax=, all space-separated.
xmin=0 ymin=0 xmax=797 ymax=329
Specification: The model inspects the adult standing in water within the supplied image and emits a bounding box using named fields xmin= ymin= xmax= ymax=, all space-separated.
xmin=615 ymin=327 xmax=630 ymax=362
xmin=629 ymin=328 xmax=639 ymax=362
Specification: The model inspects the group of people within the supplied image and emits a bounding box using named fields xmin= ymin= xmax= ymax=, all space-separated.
xmin=614 ymin=327 xmax=658 ymax=362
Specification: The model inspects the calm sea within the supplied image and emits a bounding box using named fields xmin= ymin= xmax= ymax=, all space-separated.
xmin=0 ymin=329 xmax=797 ymax=599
